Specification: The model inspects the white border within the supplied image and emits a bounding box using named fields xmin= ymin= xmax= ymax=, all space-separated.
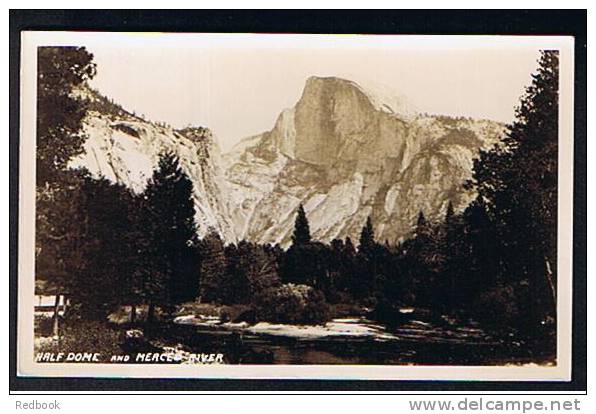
xmin=17 ymin=32 xmax=575 ymax=381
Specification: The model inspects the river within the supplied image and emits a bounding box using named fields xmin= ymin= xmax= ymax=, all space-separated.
xmin=143 ymin=313 xmax=552 ymax=366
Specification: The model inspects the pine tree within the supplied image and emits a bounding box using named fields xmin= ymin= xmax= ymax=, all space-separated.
xmin=440 ymin=201 xmax=463 ymax=311
xmin=35 ymin=47 xmax=96 ymax=334
xmin=353 ymin=216 xmax=379 ymax=300
xmin=282 ymin=204 xmax=315 ymax=286
xmin=358 ymin=216 xmax=375 ymax=254
xmin=223 ymin=243 xmax=243 ymax=302
xmin=144 ymin=152 xmax=198 ymax=317
xmin=122 ymin=191 xmax=155 ymax=323
xmin=36 ymin=47 xmax=96 ymax=183
xmin=198 ymin=230 xmax=228 ymax=303
xmin=329 ymin=239 xmax=345 ymax=294
xmin=416 ymin=211 xmax=427 ymax=231
xmin=469 ymin=50 xmax=559 ymax=331
xmin=400 ymin=211 xmax=441 ymax=306
xmin=344 ymin=237 xmax=356 ymax=257
xmin=68 ymin=177 xmax=139 ymax=319
xmin=445 ymin=201 xmax=455 ymax=225
xmin=232 ymin=241 xmax=280 ymax=303
xmin=291 ymin=204 xmax=311 ymax=245
xmin=339 ymin=237 xmax=357 ymax=297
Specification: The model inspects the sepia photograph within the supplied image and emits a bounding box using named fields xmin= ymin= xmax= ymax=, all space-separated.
xmin=15 ymin=30 xmax=576 ymax=382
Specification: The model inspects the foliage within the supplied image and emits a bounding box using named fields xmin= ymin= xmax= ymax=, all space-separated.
xmin=145 ymin=152 xmax=199 ymax=307
xmin=472 ymin=284 xmax=520 ymax=328
xmin=358 ymin=216 xmax=375 ymax=255
xmin=37 ymin=49 xmax=558 ymax=352
xmin=37 ymin=47 xmax=96 ymax=183
xmin=198 ymin=230 xmax=228 ymax=302
xmin=327 ymin=238 xmax=356 ymax=301
xmin=35 ymin=47 xmax=96 ymax=301
xmin=467 ymin=50 xmax=559 ymax=330
xmin=36 ymin=171 xmax=89 ymax=297
xmin=66 ymin=177 xmax=141 ymax=319
xmin=281 ymin=242 xmax=331 ymax=290
xmin=255 ymin=283 xmax=330 ymax=324
xmin=291 ymin=204 xmax=311 ymax=245
xmin=224 ymin=241 xmax=280 ymax=304
xmin=36 ymin=320 xmax=123 ymax=361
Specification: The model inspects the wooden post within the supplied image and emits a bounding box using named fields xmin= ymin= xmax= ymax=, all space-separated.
xmin=147 ymin=302 xmax=155 ymax=324
xmin=130 ymin=304 xmax=137 ymax=324
xmin=52 ymin=294 xmax=61 ymax=337
xmin=545 ymin=256 xmax=557 ymax=309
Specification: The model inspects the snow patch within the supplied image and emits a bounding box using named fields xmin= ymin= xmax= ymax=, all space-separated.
xmin=173 ymin=314 xmax=248 ymax=330
xmin=247 ymin=319 xmax=398 ymax=340
xmin=351 ymin=78 xmax=419 ymax=121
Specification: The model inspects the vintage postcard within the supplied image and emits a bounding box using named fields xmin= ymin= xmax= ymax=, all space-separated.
xmin=17 ymin=32 xmax=574 ymax=380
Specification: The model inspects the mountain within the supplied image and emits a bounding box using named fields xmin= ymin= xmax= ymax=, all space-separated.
xmin=72 ymin=77 xmax=504 ymax=247
xmin=70 ymin=88 xmax=238 ymax=242
xmin=224 ymin=76 xmax=504 ymax=246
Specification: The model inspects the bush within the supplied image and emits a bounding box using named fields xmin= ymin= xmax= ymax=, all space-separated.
xmin=328 ymin=302 xmax=365 ymax=319
xmin=472 ymin=284 xmax=520 ymax=328
xmin=219 ymin=304 xmax=252 ymax=323
xmin=34 ymin=314 xmax=55 ymax=337
xmin=255 ymin=283 xmax=330 ymax=324
xmin=35 ymin=320 xmax=124 ymax=362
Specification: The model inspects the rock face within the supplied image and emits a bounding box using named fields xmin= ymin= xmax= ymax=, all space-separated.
xmin=224 ymin=76 xmax=504 ymax=246
xmin=73 ymin=77 xmax=503 ymax=247
xmin=71 ymin=88 xmax=237 ymax=242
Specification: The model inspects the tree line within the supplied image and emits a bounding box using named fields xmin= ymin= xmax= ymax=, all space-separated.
xmin=36 ymin=47 xmax=558 ymax=344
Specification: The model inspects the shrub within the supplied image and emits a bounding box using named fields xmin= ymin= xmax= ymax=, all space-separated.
xmin=472 ymin=284 xmax=520 ymax=328
xmin=219 ymin=305 xmax=252 ymax=323
xmin=34 ymin=314 xmax=55 ymax=337
xmin=255 ymin=283 xmax=330 ymax=324
xmin=35 ymin=320 xmax=124 ymax=362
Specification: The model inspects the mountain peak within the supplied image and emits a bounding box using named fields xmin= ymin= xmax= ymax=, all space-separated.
xmin=305 ymin=75 xmax=355 ymax=85
xmin=258 ymin=75 xmax=421 ymax=166
xmin=226 ymin=75 xmax=504 ymax=246
xmin=302 ymin=76 xmax=418 ymax=120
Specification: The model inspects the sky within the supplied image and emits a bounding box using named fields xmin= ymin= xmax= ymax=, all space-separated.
xmin=84 ymin=34 xmax=544 ymax=152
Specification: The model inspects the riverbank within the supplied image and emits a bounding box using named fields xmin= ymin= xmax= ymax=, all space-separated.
xmin=35 ymin=302 xmax=556 ymax=366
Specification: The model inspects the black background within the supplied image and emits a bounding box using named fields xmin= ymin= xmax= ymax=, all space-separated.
xmin=9 ymin=9 xmax=587 ymax=393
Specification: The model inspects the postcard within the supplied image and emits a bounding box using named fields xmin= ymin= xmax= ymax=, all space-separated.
xmin=17 ymin=32 xmax=574 ymax=381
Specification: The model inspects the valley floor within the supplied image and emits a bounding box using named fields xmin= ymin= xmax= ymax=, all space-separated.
xmin=34 ymin=303 xmax=556 ymax=366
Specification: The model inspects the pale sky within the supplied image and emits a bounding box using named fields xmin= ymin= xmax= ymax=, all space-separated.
xmin=83 ymin=34 xmax=544 ymax=152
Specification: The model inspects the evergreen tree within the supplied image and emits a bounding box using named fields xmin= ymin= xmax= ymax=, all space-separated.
xmin=36 ymin=171 xmax=90 ymax=332
xmin=445 ymin=201 xmax=455 ymax=225
xmin=400 ymin=211 xmax=442 ymax=306
xmin=469 ymin=50 xmax=559 ymax=331
xmin=281 ymin=241 xmax=331 ymax=290
xmin=282 ymin=204 xmax=318 ymax=287
xmin=122 ymin=191 xmax=156 ymax=323
xmin=462 ymin=197 xmax=498 ymax=290
xmin=415 ymin=211 xmax=427 ymax=231
xmin=337 ymin=237 xmax=357 ymax=297
xmin=223 ymin=243 xmax=243 ymax=302
xmin=358 ymin=216 xmax=375 ymax=254
xmin=198 ymin=230 xmax=228 ymax=303
xmin=36 ymin=47 xmax=96 ymax=183
xmin=353 ymin=216 xmax=380 ymax=300
xmin=291 ymin=204 xmax=311 ymax=245
xmin=329 ymin=239 xmax=345 ymax=296
xmin=439 ymin=201 xmax=464 ymax=311
xmin=68 ymin=177 xmax=139 ymax=319
xmin=35 ymin=47 xmax=96 ymax=334
xmin=231 ymin=241 xmax=280 ymax=303
xmin=144 ymin=152 xmax=198 ymax=317
xmin=344 ymin=237 xmax=356 ymax=257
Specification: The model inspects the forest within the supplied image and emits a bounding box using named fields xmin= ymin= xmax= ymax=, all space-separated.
xmin=35 ymin=47 xmax=559 ymax=359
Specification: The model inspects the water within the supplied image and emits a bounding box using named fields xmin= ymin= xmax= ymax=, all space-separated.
xmin=145 ymin=315 xmax=550 ymax=366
